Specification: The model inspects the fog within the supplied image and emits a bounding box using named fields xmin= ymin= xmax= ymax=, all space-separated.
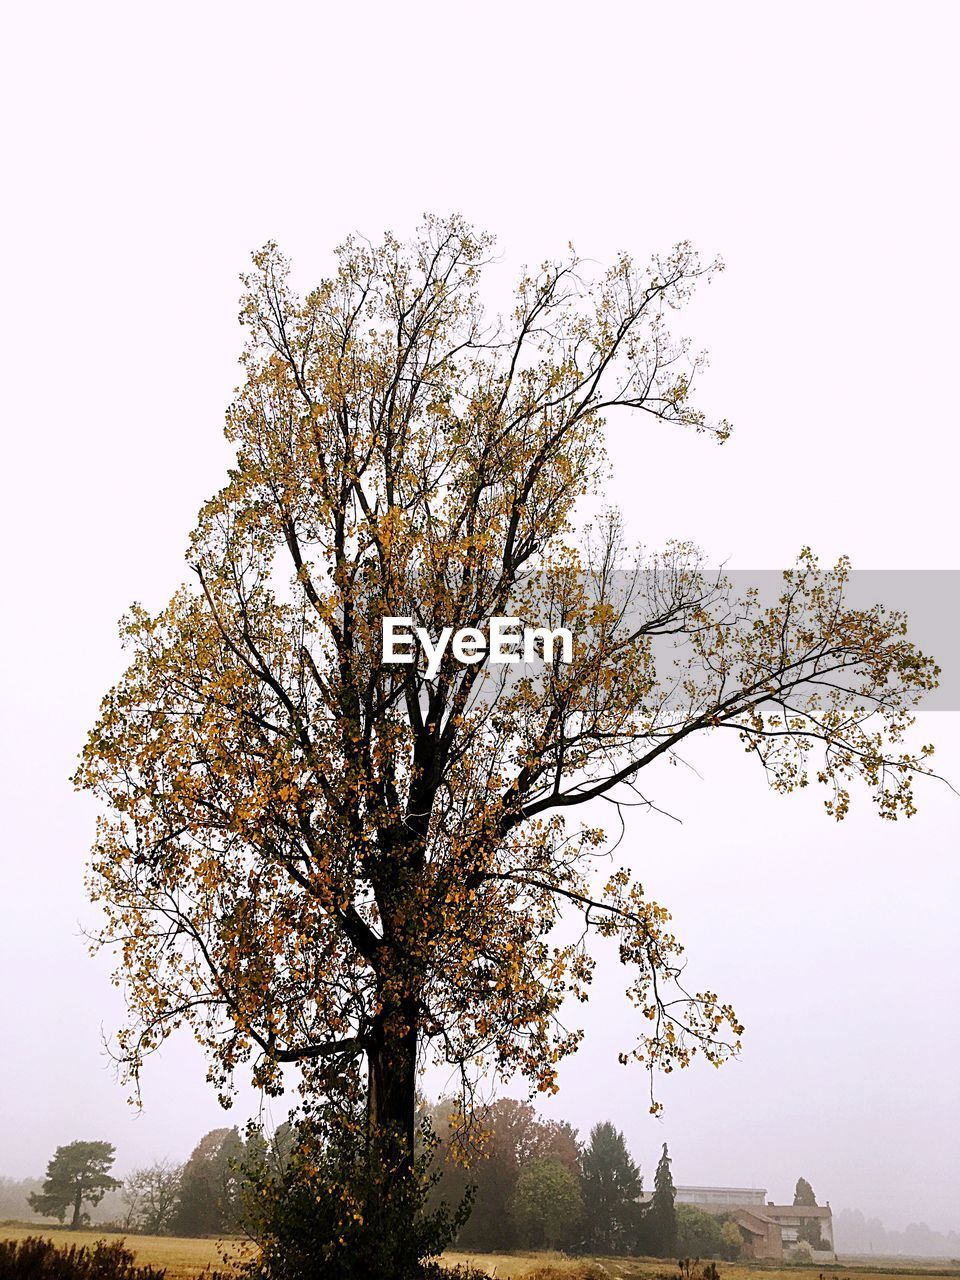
xmin=1 ymin=0 xmax=957 ymax=1243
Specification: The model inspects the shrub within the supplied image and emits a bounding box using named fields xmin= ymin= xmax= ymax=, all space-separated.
xmin=238 ymin=1110 xmax=471 ymax=1280
xmin=675 ymin=1205 xmax=727 ymax=1259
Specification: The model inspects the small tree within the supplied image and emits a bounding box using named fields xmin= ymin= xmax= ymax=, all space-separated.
xmin=511 ymin=1157 xmax=583 ymax=1250
xmin=581 ymin=1121 xmax=642 ymax=1254
xmin=235 ymin=1107 xmax=462 ymax=1280
xmin=122 ymin=1160 xmax=183 ymax=1234
xmin=720 ymin=1219 xmax=743 ymax=1260
xmin=676 ymin=1204 xmax=726 ymax=1258
xmin=28 ymin=1141 xmax=120 ymax=1228
xmin=798 ymin=1218 xmax=830 ymax=1249
xmin=639 ymin=1143 xmax=677 ymax=1257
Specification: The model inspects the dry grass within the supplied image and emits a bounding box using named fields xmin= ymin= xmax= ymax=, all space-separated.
xmin=0 ymin=1224 xmax=250 ymax=1278
xmin=444 ymin=1252 xmax=571 ymax=1277
xmin=442 ymin=1255 xmax=960 ymax=1280
xmin=1 ymin=1227 xmax=957 ymax=1280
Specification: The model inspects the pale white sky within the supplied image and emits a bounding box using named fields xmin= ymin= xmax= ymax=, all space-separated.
xmin=0 ymin=0 xmax=957 ymax=1235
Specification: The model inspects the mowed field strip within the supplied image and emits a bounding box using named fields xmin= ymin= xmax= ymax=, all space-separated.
xmin=445 ymin=1257 xmax=960 ymax=1280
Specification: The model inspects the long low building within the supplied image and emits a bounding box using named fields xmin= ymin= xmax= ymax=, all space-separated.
xmin=672 ymin=1186 xmax=836 ymax=1260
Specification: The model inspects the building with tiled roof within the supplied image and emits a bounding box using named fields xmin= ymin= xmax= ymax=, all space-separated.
xmin=671 ymin=1186 xmax=836 ymax=1260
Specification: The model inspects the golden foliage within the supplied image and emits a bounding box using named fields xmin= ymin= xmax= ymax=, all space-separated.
xmin=76 ymin=216 xmax=937 ymax=1131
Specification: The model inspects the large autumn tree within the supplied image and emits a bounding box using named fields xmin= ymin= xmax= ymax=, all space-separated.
xmin=77 ymin=216 xmax=937 ymax=1257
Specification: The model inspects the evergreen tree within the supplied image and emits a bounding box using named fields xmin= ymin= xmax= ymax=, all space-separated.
xmin=581 ymin=1121 xmax=642 ymax=1254
xmin=27 ymin=1141 xmax=120 ymax=1228
xmin=639 ymin=1143 xmax=677 ymax=1257
xmin=794 ymin=1177 xmax=817 ymax=1206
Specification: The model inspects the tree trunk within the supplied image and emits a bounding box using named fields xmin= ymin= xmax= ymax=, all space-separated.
xmin=71 ymin=1185 xmax=82 ymax=1229
xmin=366 ymin=997 xmax=418 ymax=1197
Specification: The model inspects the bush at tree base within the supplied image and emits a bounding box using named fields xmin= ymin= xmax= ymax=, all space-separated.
xmin=238 ymin=1109 xmax=472 ymax=1280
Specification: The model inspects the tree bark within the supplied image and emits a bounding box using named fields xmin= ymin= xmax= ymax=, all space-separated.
xmin=363 ymin=988 xmax=417 ymax=1228
xmin=366 ymin=997 xmax=418 ymax=1194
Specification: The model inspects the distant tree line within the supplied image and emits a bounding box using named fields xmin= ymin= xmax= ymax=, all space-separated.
xmin=833 ymin=1209 xmax=960 ymax=1260
xmin=9 ymin=1129 xmax=292 ymax=1238
xmin=11 ymin=1111 xmax=685 ymax=1254
xmin=17 ymin=1115 xmax=950 ymax=1263
xmin=0 ymin=1118 xmax=783 ymax=1260
xmin=424 ymin=1099 xmax=740 ymax=1259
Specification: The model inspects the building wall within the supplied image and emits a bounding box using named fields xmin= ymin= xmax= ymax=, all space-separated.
xmin=675 ymin=1186 xmax=767 ymax=1207
xmin=764 ymin=1206 xmax=835 ymax=1251
xmin=733 ymin=1212 xmax=784 ymax=1261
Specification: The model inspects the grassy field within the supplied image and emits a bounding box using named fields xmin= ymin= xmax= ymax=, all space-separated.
xmin=0 ymin=1224 xmax=250 ymax=1278
xmin=2 ymin=1226 xmax=958 ymax=1280
xmin=445 ymin=1257 xmax=960 ymax=1279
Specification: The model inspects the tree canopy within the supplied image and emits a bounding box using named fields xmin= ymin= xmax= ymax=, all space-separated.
xmin=426 ymin=1096 xmax=579 ymax=1250
xmin=676 ymin=1205 xmax=731 ymax=1260
xmin=76 ymin=216 xmax=939 ymax=1264
xmin=122 ymin=1159 xmax=183 ymax=1235
xmin=510 ymin=1156 xmax=583 ymax=1250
